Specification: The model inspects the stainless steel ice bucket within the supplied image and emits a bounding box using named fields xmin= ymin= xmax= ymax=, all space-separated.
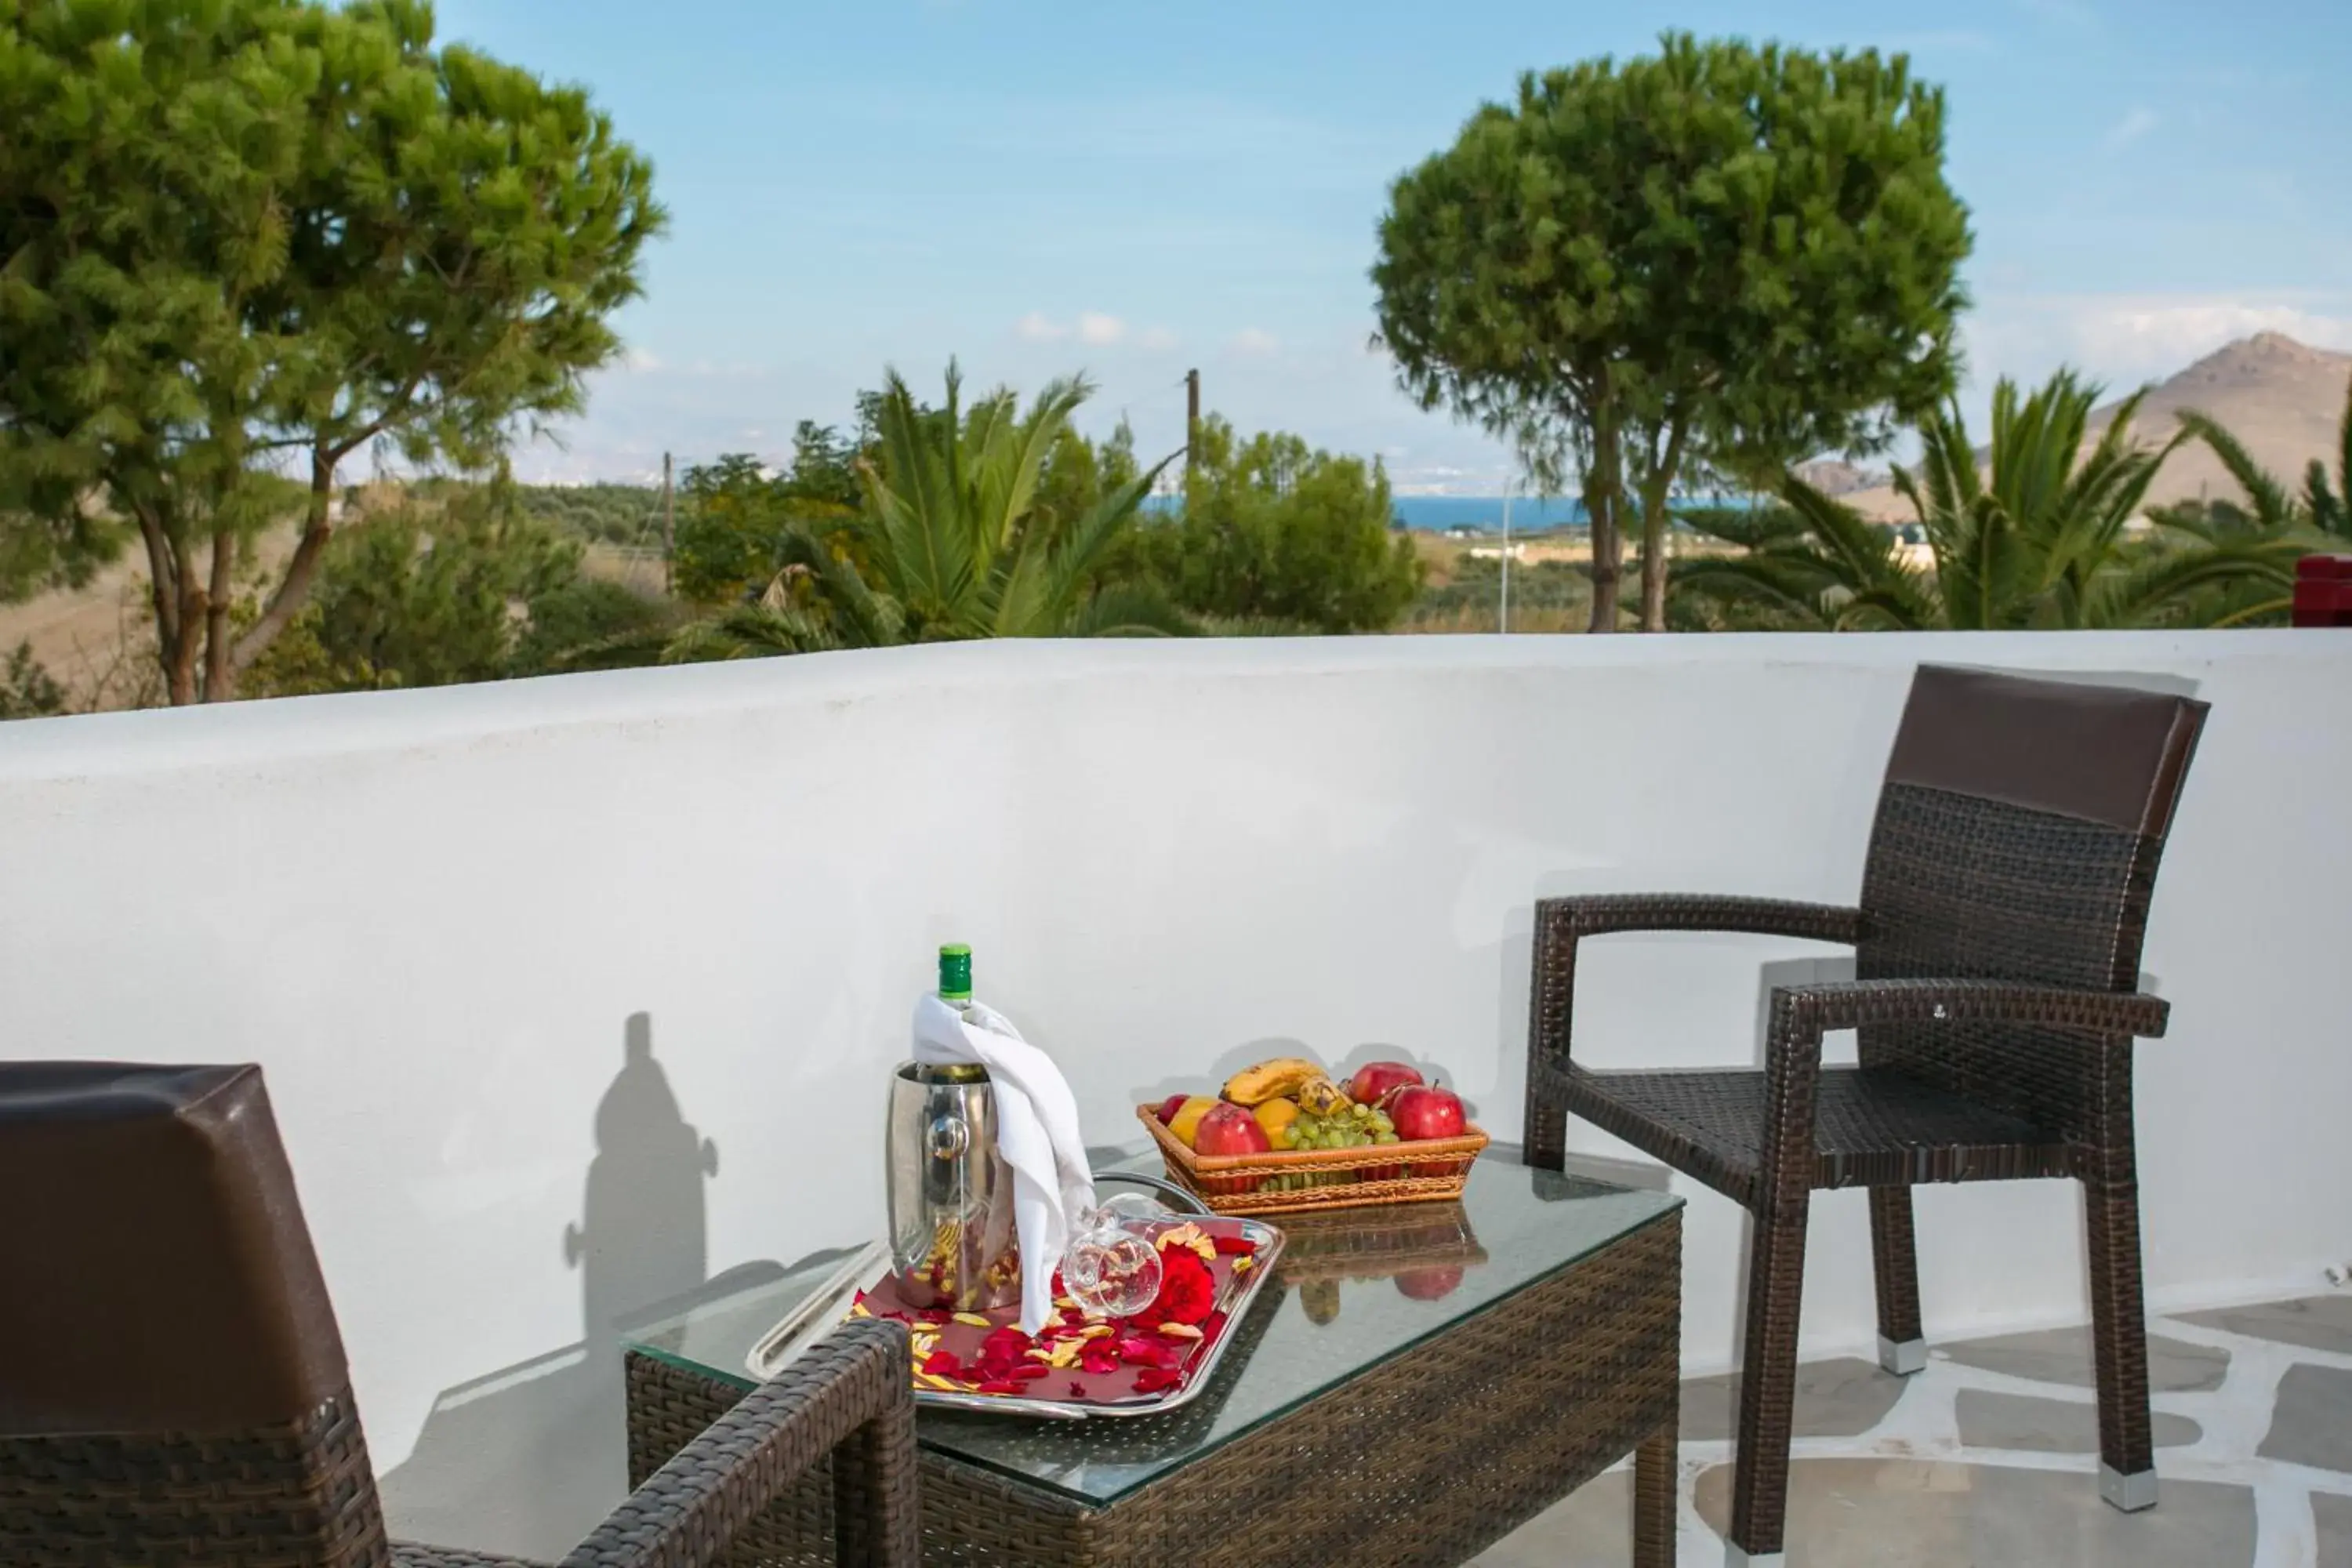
xmin=884 ymin=1060 xmax=1022 ymax=1312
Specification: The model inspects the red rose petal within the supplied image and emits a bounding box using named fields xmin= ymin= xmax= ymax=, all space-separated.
xmin=1068 ymin=1379 xmax=1088 ymax=1398
xmin=1134 ymin=1367 xmax=1181 ymax=1395
xmin=977 ymin=1379 xmax=1023 ymax=1396
xmin=1150 ymin=1250 xmax=1218 ymax=1327
xmin=1080 ymin=1353 xmax=1120 ymax=1376
xmin=1011 ymin=1364 xmax=1051 ymax=1381
xmin=921 ymin=1352 xmax=962 ymax=1377
xmin=1211 ymin=1235 xmax=1257 ymax=1255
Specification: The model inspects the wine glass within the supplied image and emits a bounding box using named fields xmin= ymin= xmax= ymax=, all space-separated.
xmin=1059 ymin=1191 xmax=1167 ymax=1318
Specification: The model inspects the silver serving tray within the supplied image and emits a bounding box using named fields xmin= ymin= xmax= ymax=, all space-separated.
xmin=747 ymin=1216 xmax=1287 ymax=1422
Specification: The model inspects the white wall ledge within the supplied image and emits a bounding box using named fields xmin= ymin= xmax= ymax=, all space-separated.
xmin=4 ymin=630 xmax=2346 ymax=1555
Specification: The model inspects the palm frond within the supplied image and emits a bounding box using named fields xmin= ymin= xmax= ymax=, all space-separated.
xmin=660 ymin=604 xmax=840 ymax=662
xmin=1669 ymin=555 xmax=1842 ymax=630
xmin=2081 ymin=534 xmax=2301 ymax=630
xmin=2176 ymin=408 xmax=2296 ymax=528
xmin=768 ymin=527 xmax=905 ymax=648
xmin=1062 ymin=583 xmax=1200 ymax=638
xmin=2307 ymin=370 xmax=2352 ymax=536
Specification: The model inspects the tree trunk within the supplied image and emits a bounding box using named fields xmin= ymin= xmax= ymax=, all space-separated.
xmin=1639 ymin=508 xmax=1667 ymax=632
xmin=232 ymin=445 xmax=341 ymax=674
xmin=1635 ymin=416 xmax=1689 ymax=633
xmin=202 ymin=529 xmax=236 ymax=702
xmin=163 ymin=611 xmax=200 ymax=706
xmin=1585 ymin=411 xmax=1624 ymax=633
xmin=133 ymin=507 xmax=201 ymax=706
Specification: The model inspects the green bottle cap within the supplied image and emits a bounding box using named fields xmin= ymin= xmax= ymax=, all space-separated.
xmin=938 ymin=944 xmax=972 ymax=1003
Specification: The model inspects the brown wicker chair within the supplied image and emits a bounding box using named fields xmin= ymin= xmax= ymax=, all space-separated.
xmin=1522 ymin=664 xmax=2206 ymax=1567
xmin=0 ymin=1062 xmax=917 ymax=1568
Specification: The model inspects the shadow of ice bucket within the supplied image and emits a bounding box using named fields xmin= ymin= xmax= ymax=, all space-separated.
xmin=564 ymin=1012 xmax=720 ymax=1351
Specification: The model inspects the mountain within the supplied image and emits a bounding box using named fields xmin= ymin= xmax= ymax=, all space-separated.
xmin=1841 ymin=332 xmax=2352 ymax=521
xmin=1791 ymin=459 xmax=1886 ymax=497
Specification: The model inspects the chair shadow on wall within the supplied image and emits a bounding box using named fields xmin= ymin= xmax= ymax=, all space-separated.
xmin=378 ymin=1012 xmax=783 ymax=1560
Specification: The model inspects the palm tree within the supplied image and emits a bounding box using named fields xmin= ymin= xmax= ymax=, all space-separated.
xmin=1675 ymin=369 xmax=2293 ymax=631
xmin=2167 ymin=367 xmax=2352 ymax=540
xmin=1667 ymin=486 xmax=1936 ymax=630
xmin=609 ymin=363 xmax=1190 ymax=665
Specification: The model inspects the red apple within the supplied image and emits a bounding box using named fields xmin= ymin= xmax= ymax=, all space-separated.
xmin=1396 ymin=1266 xmax=1466 ymax=1301
xmin=1192 ymin=1102 xmax=1271 ymax=1193
xmin=1388 ymin=1084 xmax=1466 ymax=1142
xmin=1347 ymin=1061 xmax=1425 ymax=1108
xmin=1155 ymin=1094 xmax=1189 ymax=1125
xmin=1388 ymin=1085 xmax=1470 ymax=1177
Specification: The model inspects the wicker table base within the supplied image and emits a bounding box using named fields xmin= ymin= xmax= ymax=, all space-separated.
xmin=626 ymin=1211 xmax=1681 ymax=1568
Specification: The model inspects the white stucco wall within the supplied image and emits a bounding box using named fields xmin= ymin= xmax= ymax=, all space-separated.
xmin=2 ymin=631 xmax=2347 ymax=1555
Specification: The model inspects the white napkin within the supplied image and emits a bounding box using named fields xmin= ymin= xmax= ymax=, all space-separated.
xmin=911 ymin=994 xmax=1098 ymax=1335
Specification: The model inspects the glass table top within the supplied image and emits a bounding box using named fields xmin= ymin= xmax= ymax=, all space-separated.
xmin=625 ymin=1147 xmax=1680 ymax=1508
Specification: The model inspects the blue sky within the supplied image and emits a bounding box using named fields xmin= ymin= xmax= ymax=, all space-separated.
xmin=433 ymin=0 xmax=2352 ymax=492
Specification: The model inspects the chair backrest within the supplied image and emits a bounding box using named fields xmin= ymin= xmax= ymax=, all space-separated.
xmin=1857 ymin=666 xmax=2207 ymax=1142
xmin=0 ymin=1062 xmax=390 ymax=1568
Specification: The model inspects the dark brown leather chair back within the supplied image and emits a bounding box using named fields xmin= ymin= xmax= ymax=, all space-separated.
xmin=1857 ymin=666 xmax=2209 ymax=1135
xmin=0 ymin=1062 xmax=389 ymax=1567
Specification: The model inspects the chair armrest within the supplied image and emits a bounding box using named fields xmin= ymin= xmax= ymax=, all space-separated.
xmin=1527 ymin=895 xmax=1863 ymax=1076
xmin=560 ymin=1317 xmax=916 ymax=1568
xmin=1769 ymin=978 xmax=2169 ymax=1044
xmin=1538 ymin=894 xmax=1866 ymax=946
xmin=1739 ymin=978 xmax=2169 ymax=1207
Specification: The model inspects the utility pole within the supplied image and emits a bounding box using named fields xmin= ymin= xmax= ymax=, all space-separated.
xmin=1185 ymin=368 xmax=1201 ymax=474
xmin=662 ymin=452 xmax=675 ymax=597
xmin=1499 ymin=482 xmax=1514 ymax=634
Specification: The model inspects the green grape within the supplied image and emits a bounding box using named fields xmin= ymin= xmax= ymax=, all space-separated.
xmin=1350 ymin=1102 xmax=1373 ymax=1120
xmin=1376 ymin=1131 xmax=1399 ymax=1144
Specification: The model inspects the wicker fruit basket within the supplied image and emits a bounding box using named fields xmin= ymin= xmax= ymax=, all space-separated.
xmin=1135 ymin=1103 xmax=1490 ymax=1216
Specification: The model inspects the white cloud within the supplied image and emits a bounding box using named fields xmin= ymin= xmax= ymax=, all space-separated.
xmin=622 ymin=348 xmax=663 ymax=372
xmin=1015 ymin=311 xmax=1068 ymax=342
xmin=1962 ymin=290 xmax=2352 ymax=406
xmin=1231 ymin=327 xmax=1279 ymax=357
xmin=1138 ymin=325 xmax=1180 ymax=351
xmin=2103 ymin=107 xmax=2158 ymax=152
xmin=1078 ymin=311 xmax=1127 ymax=345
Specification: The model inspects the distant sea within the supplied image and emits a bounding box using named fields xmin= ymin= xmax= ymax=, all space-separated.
xmin=1141 ymin=493 xmax=1759 ymax=533
xmin=1392 ymin=495 xmax=1587 ymax=533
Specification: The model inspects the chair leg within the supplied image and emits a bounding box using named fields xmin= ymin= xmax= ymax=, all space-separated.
xmin=833 ymin=1402 xmax=921 ymax=1566
xmin=1633 ymin=1410 xmax=1678 ymax=1568
xmin=1867 ymin=1186 xmax=1926 ymax=1376
xmin=1726 ymin=1196 xmax=1810 ymax=1567
xmin=2085 ymin=1173 xmax=2158 ymax=1512
xmin=1524 ymin=1088 xmax=1567 ymax=1172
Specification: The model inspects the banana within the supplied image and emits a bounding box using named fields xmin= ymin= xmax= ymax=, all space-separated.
xmin=1221 ymin=1056 xmax=1322 ymax=1106
xmin=1294 ymin=1074 xmax=1352 ymax=1117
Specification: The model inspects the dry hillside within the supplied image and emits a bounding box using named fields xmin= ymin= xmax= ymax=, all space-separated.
xmin=1842 ymin=332 xmax=2352 ymax=521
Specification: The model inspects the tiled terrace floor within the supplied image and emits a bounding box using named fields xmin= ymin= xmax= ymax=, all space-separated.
xmin=1474 ymin=1293 xmax=2352 ymax=1567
